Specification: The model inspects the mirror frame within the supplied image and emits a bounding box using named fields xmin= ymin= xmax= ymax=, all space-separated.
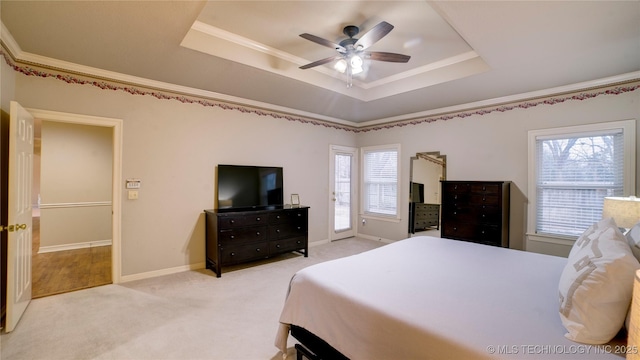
xmin=408 ymin=151 xmax=446 ymax=236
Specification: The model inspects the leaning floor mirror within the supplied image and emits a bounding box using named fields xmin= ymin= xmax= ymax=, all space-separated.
xmin=408 ymin=152 xmax=446 ymax=236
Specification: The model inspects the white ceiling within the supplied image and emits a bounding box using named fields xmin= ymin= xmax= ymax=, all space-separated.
xmin=1 ymin=1 xmax=639 ymax=124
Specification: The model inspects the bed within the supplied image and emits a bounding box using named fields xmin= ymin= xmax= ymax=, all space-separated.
xmin=275 ymin=235 xmax=633 ymax=359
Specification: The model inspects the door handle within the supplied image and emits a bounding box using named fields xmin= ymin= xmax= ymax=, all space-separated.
xmin=0 ymin=224 xmax=27 ymax=232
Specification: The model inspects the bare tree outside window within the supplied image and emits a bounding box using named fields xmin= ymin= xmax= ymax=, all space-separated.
xmin=536 ymin=133 xmax=623 ymax=236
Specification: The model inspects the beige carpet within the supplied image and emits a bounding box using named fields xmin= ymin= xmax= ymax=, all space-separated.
xmin=0 ymin=237 xmax=386 ymax=360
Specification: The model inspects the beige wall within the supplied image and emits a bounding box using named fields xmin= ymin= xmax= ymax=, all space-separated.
xmin=39 ymin=121 xmax=113 ymax=249
xmin=0 ymin=58 xmax=15 ymax=110
xmin=12 ymin=74 xmax=357 ymax=276
xmin=356 ymin=90 xmax=640 ymax=250
xmin=2 ymin=64 xmax=638 ymax=277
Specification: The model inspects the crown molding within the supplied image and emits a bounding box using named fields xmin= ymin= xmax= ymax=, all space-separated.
xmin=2 ymin=20 xmax=638 ymax=133
xmin=0 ymin=21 xmax=351 ymax=128
xmin=363 ymin=71 xmax=640 ymax=128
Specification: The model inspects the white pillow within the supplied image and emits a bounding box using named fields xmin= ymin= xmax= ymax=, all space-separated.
xmin=625 ymin=222 xmax=640 ymax=261
xmin=559 ymin=217 xmax=640 ymax=344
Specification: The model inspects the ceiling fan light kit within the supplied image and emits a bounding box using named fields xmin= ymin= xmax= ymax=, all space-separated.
xmin=299 ymin=21 xmax=411 ymax=88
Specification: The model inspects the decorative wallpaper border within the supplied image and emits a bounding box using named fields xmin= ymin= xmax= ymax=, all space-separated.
xmin=2 ymin=48 xmax=638 ymax=133
xmin=358 ymin=83 xmax=640 ymax=133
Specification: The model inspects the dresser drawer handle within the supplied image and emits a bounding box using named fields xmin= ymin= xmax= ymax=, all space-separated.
xmin=230 ymin=252 xmax=235 ymax=256
xmin=276 ymin=229 xmax=280 ymax=233
xmin=276 ymin=215 xmax=281 ymax=219
xmin=297 ymin=226 xmax=301 ymax=230
xmin=276 ymin=244 xmax=281 ymax=248
xmin=256 ymin=248 xmax=261 ymax=252
xmin=230 ymin=220 xmax=235 ymax=224
xmin=256 ymin=232 xmax=261 ymax=236
xmin=296 ymin=240 xmax=301 ymax=244
xmin=256 ymin=217 xmax=261 ymax=221
xmin=230 ymin=235 xmax=235 ymax=239
xmin=298 ymin=213 xmax=302 ymax=217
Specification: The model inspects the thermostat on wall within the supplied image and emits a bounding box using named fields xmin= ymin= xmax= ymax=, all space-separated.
xmin=126 ymin=179 xmax=141 ymax=189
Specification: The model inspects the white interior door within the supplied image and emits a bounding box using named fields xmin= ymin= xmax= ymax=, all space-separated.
xmin=329 ymin=145 xmax=357 ymax=241
xmin=4 ymin=101 xmax=34 ymax=332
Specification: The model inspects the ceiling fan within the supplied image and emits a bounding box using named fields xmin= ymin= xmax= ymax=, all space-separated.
xmin=299 ymin=21 xmax=411 ymax=87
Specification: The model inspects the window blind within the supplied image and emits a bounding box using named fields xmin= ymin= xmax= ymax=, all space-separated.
xmin=363 ymin=148 xmax=398 ymax=216
xmin=535 ymin=129 xmax=624 ymax=237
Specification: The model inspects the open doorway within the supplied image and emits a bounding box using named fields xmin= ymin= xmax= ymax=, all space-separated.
xmin=31 ymin=119 xmax=113 ymax=298
xmin=27 ymin=108 xmax=122 ymax=297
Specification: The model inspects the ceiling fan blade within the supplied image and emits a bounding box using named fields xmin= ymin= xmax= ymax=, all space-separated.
xmin=354 ymin=21 xmax=394 ymax=50
xmin=299 ymin=33 xmax=346 ymax=52
xmin=299 ymin=55 xmax=343 ymax=69
xmin=365 ymin=51 xmax=411 ymax=63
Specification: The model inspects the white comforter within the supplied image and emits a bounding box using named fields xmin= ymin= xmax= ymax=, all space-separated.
xmin=276 ymin=236 xmax=624 ymax=359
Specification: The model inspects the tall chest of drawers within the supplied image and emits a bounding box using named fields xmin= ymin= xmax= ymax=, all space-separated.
xmin=205 ymin=206 xmax=309 ymax=277
xmin=441 ymin=181 xmax=510 ymax=247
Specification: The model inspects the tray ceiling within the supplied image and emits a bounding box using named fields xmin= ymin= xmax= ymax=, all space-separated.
xmin=1 ymin=1 xmax=639 ymax=124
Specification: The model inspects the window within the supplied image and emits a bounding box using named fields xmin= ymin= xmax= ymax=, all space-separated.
xmin=528 ymin=120 xmax=636 ymax=239
xmin=361 ymin=144 xmax=400 ymax=219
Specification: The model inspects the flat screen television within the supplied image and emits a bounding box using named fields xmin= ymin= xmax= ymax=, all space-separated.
xmin=216 ymin=164 xmax=283 ymax=210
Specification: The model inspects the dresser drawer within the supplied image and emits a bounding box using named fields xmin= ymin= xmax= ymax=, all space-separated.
xmin=442 ymin=223 xmax=501 ymax=243
xmin=269 ymin=223 xmax=306 ymax=239
xmin=470 ymin=183 xmax=501 ymax=195
xmin=476 ymin=205 xmax=502 ymax=224
xmin=270 ymin=236 xmax=306 ymax=253
xmin=442 ymin=182 xmax=471 ymax=193
xmin=442 ymin=207 xmax=475 ymax=223
xmin=219 ymin=242 xmax=269 ymax=264
xmin=444 ymin=206 xmax=501 ymax=223
xmin=219 ymin=226 xmax=268 ymax=244
xmin=269 ymin=209 xmax=308 ymax=224
xmin=217 ymin=213 xmax=267 ymax=229
xmin=469 ymin=194 xmax=500 ymax=206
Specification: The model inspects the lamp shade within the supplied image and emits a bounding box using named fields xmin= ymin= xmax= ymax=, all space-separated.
xmin=628 ymin=269 xmax=640 ymax=360
xmin=602 ymin=196 xmax=640 ymax=229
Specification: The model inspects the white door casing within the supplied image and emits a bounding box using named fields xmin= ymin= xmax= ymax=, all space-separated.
xmin=329 ymin=145 xmax=357 ymax=241
xmin=25 ymin=108 xmax=123 ymax=285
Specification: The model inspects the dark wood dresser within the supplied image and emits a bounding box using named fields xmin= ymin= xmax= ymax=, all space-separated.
xmin=204 ymin=206 xmax=309 ymax=277
xmin=409 ymin=203 xmax=440 ymax=233
xmin=441 ymin=181 xmax=510 ymax=247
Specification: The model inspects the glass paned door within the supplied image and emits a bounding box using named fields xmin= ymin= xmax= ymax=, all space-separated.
xmin=330 ymin=145 xmax=356 ymax=240
xmin=334 ymin=153 xmax=352 ymax=232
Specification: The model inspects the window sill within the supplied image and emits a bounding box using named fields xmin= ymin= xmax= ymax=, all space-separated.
xmin=526 ymin=233 xmax=577 ymax=257
xmin=361 ymin=214 xmax=401 ymax=223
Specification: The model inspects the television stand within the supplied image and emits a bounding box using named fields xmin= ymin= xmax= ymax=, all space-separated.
xmin=204 ymin=205 xmax=309 ymax=277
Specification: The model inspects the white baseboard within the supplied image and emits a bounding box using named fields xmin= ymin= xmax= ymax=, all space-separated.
xmin=309 ymin=238 xmax=330 ymax=247
xmin=355 ymin=233 xmax=395 ymax=244
xmin=119 ymin=236 xmax=386 ymax=283
xmin=38 ymin=239 xmax=112 ymax=254
xmin=120 ymin=262 xmax=206 ymax=283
